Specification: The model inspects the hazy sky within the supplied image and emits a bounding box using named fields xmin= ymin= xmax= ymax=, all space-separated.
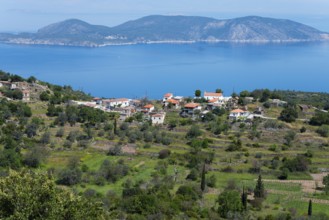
xmin=1 ymin=0 xmax=329 ymax=32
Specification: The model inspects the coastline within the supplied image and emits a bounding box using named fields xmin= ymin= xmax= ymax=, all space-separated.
xmin=1 ymin=38 xmax=329 ymax=48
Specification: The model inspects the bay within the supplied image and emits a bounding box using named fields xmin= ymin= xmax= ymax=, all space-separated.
xmin=0 ymin=42 xmax=328 ymax=99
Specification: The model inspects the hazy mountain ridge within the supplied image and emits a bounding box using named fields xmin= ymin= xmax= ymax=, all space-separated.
xmin=1 ymin=15 xmax=328 ymax=47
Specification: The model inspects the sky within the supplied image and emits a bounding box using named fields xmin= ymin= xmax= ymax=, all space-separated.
xmin=1 ymin=0 xmax=329 ymax=32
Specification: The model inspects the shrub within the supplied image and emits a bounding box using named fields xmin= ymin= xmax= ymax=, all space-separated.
xmin=186 ymin=168 xmax=199 ymax=181
xmin=316 ymin=125 xmax=329 ymax=137
xmin=158 ymin=149 xmax=171 ymax=159
xmin=108 ymin=145 xmax=122 ymax=156
xmin=186 ymin=125 xmax=202 ymax=139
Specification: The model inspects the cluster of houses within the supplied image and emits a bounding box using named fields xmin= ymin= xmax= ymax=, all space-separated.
xmin=70 ymin=90 xmax=288 ymax=125
xmin=70 ymin=97 xmax=166 ymax=125
xmin=0 ymin=80 xmax=48 ymax=102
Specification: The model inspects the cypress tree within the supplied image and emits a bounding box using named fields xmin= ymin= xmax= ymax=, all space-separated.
xmin=114 ymin=118 xmax=117 ymax=135
xmin=241 ymin=186 xmax=247 ymax=210
xmin=254 ymin=175 xmax=265 ymax=198
xmin=201 ymin=163 xmax=206 ymax=192
xmin=308 ymin=199 xmax=312 ymax=216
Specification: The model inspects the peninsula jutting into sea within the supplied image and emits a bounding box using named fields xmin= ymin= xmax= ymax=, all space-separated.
xmin=0 ymin=15 xmax=329 ymax=47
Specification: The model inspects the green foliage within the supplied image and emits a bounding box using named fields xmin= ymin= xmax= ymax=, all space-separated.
xmin=226 ymin=138 xmax=242 ymax=151
xmin=57 ymin=168 xmax=82 ymax=186
xmin=308 ymin=200 xmax=312 ymax=216
xmin=216 ymin=88 xmax=223 ymax=93
xmin=24 ymin=146 xmax=49 ymax=168
xmin=207 ymin=174 xmax=216 ymax=188
xmin=323 ymin=174 xmax=329 ymax=195
xmin=284 ymin=130 xmax=296 ymax=146
xmin=0 ymin=170 xmax=105 ymax=219
xmin=176 ymin=185 xmax=201 ymax=200
xmin=39 ymin=91 xmax=50 ymax=101
xmin=310 ymin=111 xmax=329 ymax=126
xmin=97 ymin=159 xmax=129 ymax=183
xmin=195 ymin=89 xmax=201 ymax=97
xmin=254 ymin=175 xmax=265 ymax=199
xmin=316 ymin=125 xmax=329 ymax=137
xmin=186 ymin=125 xmax=202 ymax=139
xmin=159 ymin=149 xmax=171 ymax=159
xmin=4 ymin=89 xmax=23 ymax=100
xmin=201 ymin=163 xmax=206 ymax=192
xmin=282 ymin=155 xmax=310 ymax=172
xmin=217 ymin=190 xmax=243 ymax=218
xmin=279 ymin=106 xmax=298 ymax=123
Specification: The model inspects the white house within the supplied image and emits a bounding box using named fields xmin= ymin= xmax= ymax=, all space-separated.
xmin=151 ymin=113 xmax=166 ymax=125
xmin=173 ymin=96 xmax=184 ymax=102
xmin=142 ymin=104 xmax=155 ymax=113
xmin=204 ymin=92 xmax=223 ymax=100
xmin=229 ymin=109 xmax=250 ymax=120
xmin=163 ymin=93 xmax=173 ymax=102
xmin=22 ymin=90 xmax=30 ymax=102
xmin=92 ymin=97 xmax=103 ymax=105
xmin=103 ymin=98 xmax=130 ymax=109
xmin=10 ymin=83 xmax=17 ymax=90
xmin=269 ymin=99 xmax=287 ymax=107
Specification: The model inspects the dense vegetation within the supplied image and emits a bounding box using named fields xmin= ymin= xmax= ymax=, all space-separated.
xmin=1 ymin=72 xmax=329 ymax=219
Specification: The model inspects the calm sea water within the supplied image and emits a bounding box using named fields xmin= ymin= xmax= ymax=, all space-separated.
xmin=0 ymin=42 xmax=329 ymax=99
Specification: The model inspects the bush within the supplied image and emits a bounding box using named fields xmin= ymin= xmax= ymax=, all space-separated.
xmin=186 ymin=168 xmax=199 ymax=181
xmin=108 ymin=145 xmax=122 ymax=156
xmin=158 ymin=149 xmax=171 ymax=159
xmin=176 ymin=185 xmax=201 ymax=200
xmin=279 ymin=106 xmax=298 ymax=123
xmin=186 ymin=125 xmax=202 ymax=139
xmin=57 ymin=168 xmax=82 ymax=186
xmin=300 ymin=126 xmax=307 ymax=133
xmin=316 ymin=125 xmax=329 ymax=137
xmin=278 ymin=168 xmax=289 ymax=180
xmin=207 ymin=175 xmax=216 ymax=187
xmin=282 ymin=155 xmax=310 ymax=172
xmin=56 ymin=128 xmax=65 ymax=137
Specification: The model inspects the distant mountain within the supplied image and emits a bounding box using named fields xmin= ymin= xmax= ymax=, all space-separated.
xmin=1 ymin=15 xmax=328 ymax=47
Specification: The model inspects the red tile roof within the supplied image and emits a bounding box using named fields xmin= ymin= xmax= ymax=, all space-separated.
xmin=152 ymin=114 xmax=165 ymax=118
xmin=167 ymin=99 xmax=179 ymax=104
xmin=231 ymin=109 xmax=246 ymax=113
xmin=93 ymin=97 xmax=101 ymax=100
xmin=184 ymin=103 xmax=200 ymax=108
xmin=143 ymin=104 xmax=154 ymax=109
xmin=164 ymin=93 xmax=173 ymax=98
xmin=204 ymin=92 xmax=223 ymax=97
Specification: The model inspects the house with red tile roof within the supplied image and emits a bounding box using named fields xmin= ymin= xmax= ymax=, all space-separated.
xmin=229 ymin=108 xmax=250 ymax=120
xmin=142 ymin=104 xmax=155 ymax=113
xmin=164 ymin=98 xmax=180 ymax=109
xmin=204 ymin=91 xmax=223 ymax=100
xmin=182 ymin=103 xmax=202 ymax=115
xmin=150 ymin=112 xmax=166 ymax=125
xmin=163 ymin=93 xmax=174 ymax=103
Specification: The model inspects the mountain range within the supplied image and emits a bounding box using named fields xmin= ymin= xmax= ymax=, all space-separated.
xmin=1 ymin=15 xmax=328 ymax=47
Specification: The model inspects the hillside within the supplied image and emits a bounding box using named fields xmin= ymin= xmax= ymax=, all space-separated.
xmin=1 ymin=71 xmax=329 ymax=219
xmin=1 ymin=15 xmax=328 ymax=47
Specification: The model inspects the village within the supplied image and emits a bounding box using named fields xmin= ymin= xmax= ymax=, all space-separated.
xmin=68 ymin=90 xmax=289 ymax=125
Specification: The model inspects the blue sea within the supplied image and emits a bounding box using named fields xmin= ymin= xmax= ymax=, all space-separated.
xmin=0 ymin=42 xmax=329 ymax=99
